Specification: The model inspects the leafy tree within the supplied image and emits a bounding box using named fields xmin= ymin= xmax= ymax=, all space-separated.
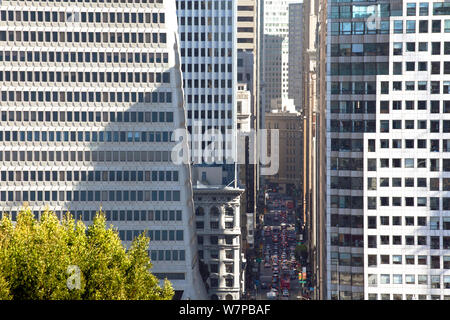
xmin=0 ymin=208 xmax=174 ymax=300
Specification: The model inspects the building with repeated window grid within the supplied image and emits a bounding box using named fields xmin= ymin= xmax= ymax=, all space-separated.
xmin=176 ymin=0 xmax=237 ymax=184
xmin=327 ymin=0 xmax=450 ymax=300
xmin=0 ymin=0 xmax=206 ymax=299
xmin=260 ymin=0 xmax=300 ymax=113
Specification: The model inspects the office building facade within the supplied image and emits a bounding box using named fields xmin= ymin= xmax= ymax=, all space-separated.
xmin=176 ymin=0 xmax=237 ymax=182
xmin=288 ymin=2 xmax=304 ymax=110
xmin=327 ymin=0 xmax=450 ymax=300
xmin=260 ymin=0 xmax=300 ymax=112
xmin=192 ymin=166 xmax=244 ymax=300
xmin=0 ymin=0 xmax=206 ymax=299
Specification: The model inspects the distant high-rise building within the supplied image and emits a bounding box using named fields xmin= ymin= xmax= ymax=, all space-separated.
xmin=237 ymin=0 xmax=259 ymax=252
xmin=237 ymin=0 xmax=258 ymax=52
xmin=288 ymin=2 xmax=304 ymax=110
xmin=260 ymin=0 xmax=300 ymax=112
xmin=0 ymin=0 xmax=206 ymax=300
xmin=265 ymin=109 xmax=303 ymax=194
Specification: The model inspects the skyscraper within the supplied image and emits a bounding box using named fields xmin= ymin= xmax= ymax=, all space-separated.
xmin=288 ymin=2 xmax=304 ymax=110
xmin=176 ymin=1 xmax=249 ymax=300
xmin=0 ymin=0 xmax=206 ymax=299
xmin=326 ymin=0 xmax=450 ymax=300
xmin=260 ymin=0 xmax=300 ymax=113
xmin=176 ymin=0 xmax=237 ymax=183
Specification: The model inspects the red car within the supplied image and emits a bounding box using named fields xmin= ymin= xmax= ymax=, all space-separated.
xmin=281 ymin=278 xmax=291 ymax=290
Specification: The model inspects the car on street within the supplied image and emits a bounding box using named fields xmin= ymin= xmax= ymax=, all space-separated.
xmin=264 ymin=262 xmax=271 ymax=268
xmin=272 ymin=278 xmax=279 ymax=288
xmin=282 ymin=289 xmax=289 ymax=298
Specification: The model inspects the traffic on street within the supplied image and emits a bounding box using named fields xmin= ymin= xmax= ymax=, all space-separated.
xmin=253 ymin=187 xmax=311 ymax=300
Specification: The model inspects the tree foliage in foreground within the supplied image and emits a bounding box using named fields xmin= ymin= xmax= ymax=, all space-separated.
xmin=0 ymin=208 xmax=174 ymax=300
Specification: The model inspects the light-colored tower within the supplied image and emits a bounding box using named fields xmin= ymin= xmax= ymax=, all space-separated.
xmin=176 ymin=0 xmax=237 ymax=178
xmin=260 ymin=0 xmax=300 ymax=113
xmin=326 ymin=0 xmax=450 ymax=300
xmin=0 ymin=0 xmax=206 ymax=299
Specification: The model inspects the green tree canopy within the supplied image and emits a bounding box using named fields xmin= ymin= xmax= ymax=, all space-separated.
xmin=0 ymin=208 xmax=174 ymax=300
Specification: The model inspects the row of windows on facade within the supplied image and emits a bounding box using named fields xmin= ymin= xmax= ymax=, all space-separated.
xmin=181 ymin=63 xmax=233 ymax=74
xmin=367 ymin=196 xmax=450 ymax=210
xmin=204 ymin=262 xmax=235 ymax=274
xmin=0 ymin=130 xmax=175 ymax=143
xmin=176 ymin=0 xmax=233 ymax=11
xmin=328 ymin=195 xmax=450 ymax=210
xmin=0 ymin=71 xmax=171 ymax=84
xmin=148 ymin=250 xmax=185 ymax=262
xmin=330 ymin=139 xmax=450 ymax=153
xmin=385 ymin=81 xmax=450 ymax=94
xmin=0 ymin=50 xmax=169 ymax=64
xmin=179 ymin=32 xmax=232 ymax=43
xmin=366 ymin=294 xmax=449 ymax=301
xmin=330 ymin=1 xmax=450 ymax=17
xmin=179 ymin=16 xmax=233 ymax=27
xmin=330 ymin=82 xmax=376 ymax=95
xmin=366 ymin=236 xmax=450 ymax=249
xmin=379 ymin=100 xmax=450 ymax=113
xmin=330 ymin=64 xmax=450 ymax=78
xmin=0 ymin=0 xmax=164 ymax=4
xmin=198 ymin=248 xmax=234 ymax=261
xmin=330 ymin=253 xmax=447 ymax=268
xmin=197 ymin=235 xmax=235 ymax=246
xmin=0 ymin=189 xmax=181 ymax=202
xmin=0 ymin=10 xmax=165 ymax=24
xmin=118 ymin=229 xmax=184 ymax=242
xmin=0 ymin=30 xmax=167 ymax=44
xmin=0 ymin=110 xmax=173 ymax=124
xmin=331 ymin=41 xmax=450 ymax=57
xmin=195 ymin=206 xmax=234 ymax=217
xmin=392 ymin=61 xmax=450 ymax=75
xmin=330 ymin=119 xmax=450 ymax=133
xmin=180 ymin=47 xmax=232 ymax=58
xmin=207 ymin=277 xmax=235 ymax=289
xmin=0 ymin=90 xmax=173 ymax=103
xmin=1 ymin=209 xmax=183 ymax=223
xmin=329 ymin=235 xmax=450 ymax=249
xmin=330 ymin=101 xmax=376 ymax=114
xmin=329 ymin=19 xmax=450 ymax=36
xmin=367 ymin=273 xmax=450 ymax=288
xmin=196 ymin=221 xmax=235 ymax=230
xmin=367 ymin=176 xmax=450 ymax=190
xmin=332 ymin=176 xmax=450 ymax=191
xmin=184 ymin=79 xmax=233 ymax=89
xmin=183 ymin=94 xmax=233 ymax=105
xmin=0 ymin=150 xmax=173 ymax=163
xmin=368 ymin=142 xmax=450 ymax=157
xmin=331 ymin=215 xmax=429 ymax=229
xmin=331 ymin=81 xmax=450 ymax=96
xmin=187 ymin=110 xmax=233 ymax=120
xmin=0 ymin=170 xmax=179 ymax=183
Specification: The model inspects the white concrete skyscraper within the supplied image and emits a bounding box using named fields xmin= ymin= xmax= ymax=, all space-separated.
xmin=0 ymin=0 xmax=206 ymax=299
xmin=260 ymin=0 xmax=300 ymax=112
xmin=326 ymin=0 xmax=450 ymax=300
